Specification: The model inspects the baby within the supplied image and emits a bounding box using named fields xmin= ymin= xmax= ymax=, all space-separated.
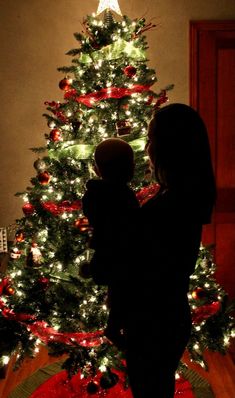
xmin=82 ymin=138 xmax=139 ymax=349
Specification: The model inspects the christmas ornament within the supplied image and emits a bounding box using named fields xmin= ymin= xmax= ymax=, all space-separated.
xmin=146 ymin=95 xmax=154 ymax=105
xmin=59 ymin=77 xmax=72 ymax=91
xmin=49 ymin=128 xmax=63 ymax=142
xmin=123 ymin=65 xmax=137 ymax=78
xmin=4 ymin=286 xmax=15 ymax=296
xmin=72 ymin=120 xmax=81 ymax=132
xmin=38 ymin=277 xmax=50 ymax=290
xmin=116 ymin=120 xmax=131 ymax=136
xmin=100 ymin=370 xmax=119 ymax=389
xmin=45 ymin=100 xmax=61 ymax=109
xmin=0 ymin=278 xmax=11 ymax=296
xmin=191 ymin=287 xmax=206 ymax=300
xmin=15 ymin=230 xmax=25 ymax=242
xmin=22 ymin=203 xmax=35 ymax=216
xmin=38 ymin=171 xmax=51 ymax=185
xmin=10 ymin=248 xmax=21 ymax=259
xmin=27 ymin=244 xmax=42 ymax=267
xmin=74 ymin=217 xmax=90 ymax=232
xmin=34 ymin=159 xmax=47 ymax=172
xmin=86 ymin=380 xmax=99 ymax=394
xmin=47 ymin=120 xmax=56 ymax=129
xmin=96 ymin=0 xmax=122 ymax=16
xmin=154 ymin=90 xmax=168 ymax=109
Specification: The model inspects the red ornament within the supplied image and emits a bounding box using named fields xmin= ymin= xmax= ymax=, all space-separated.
xmin=49 ymin=128 xmax=63 ymax=142
xmin=191 ymin=287 xmax=206 ymax=300
xmin=86 ymin=380 xmax=99 ymax=395
xmin=154 ymin=90 xmax=168 ymax=109
xmin=15 ymin=230 xmax=25 ymax=242
xmin=74 ymin=217 xmax=90 ymax=232
xmin=59 ymin=77 xmax=72 ymax=91
xmin=38 ymin=277 xmax=49 ymax=290
xmin=4 ymin=286 xmax=15 ymax=296
xmin=22 ymin=202 xmax=35 ymax=216
xmin=0 ymin=278 xmax=14 ymax=296
xmin=0 ymin=278 xmax=10 ymax=295
xmin=123 ymin=65 xmax=137 ymax=78
xmin=38 ymin=171 xmax=51 ymax=185
xmin=146 ymin=95 xmax=154 ymax=105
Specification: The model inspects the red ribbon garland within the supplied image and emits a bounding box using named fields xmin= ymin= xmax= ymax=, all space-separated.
xmin=41 ymin=200 xmax=82 ymax=216
xmin=136 ymin=183 xmax=160 ymax=205
xmin=0 ymin=278 xmax=104 ymax=347
xmin=192 ymin=301 xmax=221 ymax=324
xmin=65 ymin=85 xmax=152 ymax=107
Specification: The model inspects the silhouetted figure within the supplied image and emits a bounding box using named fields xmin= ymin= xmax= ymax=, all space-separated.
xmin=124 ymin=103 xmax=216 ymax=398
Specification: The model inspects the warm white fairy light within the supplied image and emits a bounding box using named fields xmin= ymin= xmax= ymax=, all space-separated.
xmin=99 ymin=365 xmax=107 ymax=372
xmin=224 ymin=335 xmax=230 ymax=346
xmin=2 ymin=356 xmax=10 ymax=365
xmin=89 ymin=296 xmax=96 ymax=302
xmin=23 ymin=194 xmax=28 ymax=202
xmin=195 ymin=325 xmax=201 ymax=331
xmin=98 ymin=126 xmax=106 ymax=134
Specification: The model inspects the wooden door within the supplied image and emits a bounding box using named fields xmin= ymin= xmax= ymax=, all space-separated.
xmin=190 ymin=21 xmax=235 ymax=300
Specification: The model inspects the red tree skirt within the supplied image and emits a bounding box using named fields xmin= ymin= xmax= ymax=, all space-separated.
xmin=29 ymin=369 xmax=195 ymax=398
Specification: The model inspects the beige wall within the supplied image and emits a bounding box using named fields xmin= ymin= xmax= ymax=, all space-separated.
xmin=1 ymin=0 xmax=235 ymax=233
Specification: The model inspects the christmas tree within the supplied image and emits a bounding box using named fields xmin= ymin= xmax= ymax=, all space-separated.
xmin=0 ymin=1 xmax=234 ymax=394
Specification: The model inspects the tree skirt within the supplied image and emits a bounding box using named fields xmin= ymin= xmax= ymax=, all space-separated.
xmin=9 ymin=361 xmax=214 ymax=398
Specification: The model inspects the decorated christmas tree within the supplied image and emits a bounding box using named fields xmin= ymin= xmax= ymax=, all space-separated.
xmin=0 ymin=1 xmax=234 ymax=395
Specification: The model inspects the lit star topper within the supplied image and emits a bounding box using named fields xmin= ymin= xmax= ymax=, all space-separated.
xmin=96 ymin=0 xmax=122 ymax=16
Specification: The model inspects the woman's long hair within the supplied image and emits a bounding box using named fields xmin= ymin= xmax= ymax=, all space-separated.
xmin=149 ymin=103 xmax=216 ymax=224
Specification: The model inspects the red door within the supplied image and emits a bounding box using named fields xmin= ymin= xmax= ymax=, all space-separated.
xmin=190 ymin=21 xmax=235 ymax=300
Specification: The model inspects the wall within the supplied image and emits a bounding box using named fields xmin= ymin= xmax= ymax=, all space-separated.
xmin=1 ymin=0 xmax=235 ymax=232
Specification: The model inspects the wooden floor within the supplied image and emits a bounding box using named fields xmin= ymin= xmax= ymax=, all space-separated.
xmin=0 ymin=347 xmax=234 ymax=397
xmin=183 ymin=349 xmax=235 ymax=398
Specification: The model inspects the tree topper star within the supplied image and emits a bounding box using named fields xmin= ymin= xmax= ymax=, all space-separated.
xmin=96 ymin=0 xmax=122 ymax=16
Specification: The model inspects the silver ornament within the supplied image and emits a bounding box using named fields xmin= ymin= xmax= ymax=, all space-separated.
xmin=34 ymin=159 xmax=46 ymax=172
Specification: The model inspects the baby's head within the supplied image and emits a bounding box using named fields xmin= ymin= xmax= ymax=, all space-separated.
xmin=94 ymin=138 xmax=134 ymax=183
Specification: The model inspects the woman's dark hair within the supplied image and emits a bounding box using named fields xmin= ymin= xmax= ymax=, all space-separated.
xmin=149 ymin=103 xmax=216 ymax=224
